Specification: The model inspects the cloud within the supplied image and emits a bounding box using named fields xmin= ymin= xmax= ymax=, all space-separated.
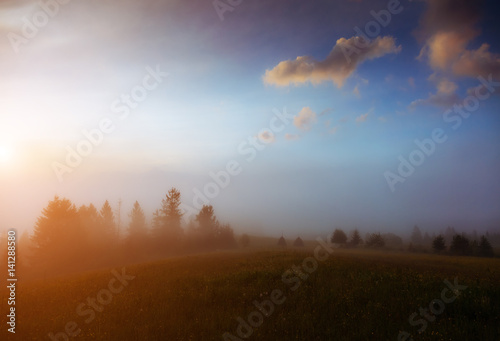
xmin=410 ymin=78 xmax=459 ymax=108
xmin=378 ymin=116 xmax=387 ymax=122
xmin=416 ymin=0 xmax=500 ymax=79
xmin=263 ymin=36 xmax=401 ymax=88
xmin=436 ymin=78 xmax=458 ymax=95
xmin=452 ymin=43 xmax=500 ymax=78
xmin=356 ymin=109 xmax=372 ymax=123
xmin=416 ymin=0 xmax=482 ymax=41
xmin=293 ymin=107 xmax=317 ymax=131
xmin=412 ymin=0 xmax=500 ymax=107
xmin=257 ymin=130 xmax=275 ymax=143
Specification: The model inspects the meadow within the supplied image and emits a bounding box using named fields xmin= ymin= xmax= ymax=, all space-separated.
xmin=1 ymin=244 xmax=499 ymax=340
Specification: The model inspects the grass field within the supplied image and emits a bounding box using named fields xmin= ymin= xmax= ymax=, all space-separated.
xmin=2 ymin=245 xmax=499 ymax=340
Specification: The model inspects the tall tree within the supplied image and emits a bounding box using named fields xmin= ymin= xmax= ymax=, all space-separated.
xmin=31 ymin=196 xmax=84 ymax=265
xmin=196 ymin=205 xmax=219 ymax=238
xmin=432 ymin=235 xmax=446 ymax=253
xmin=478 ymin=235 xmax=494 ymax=257
xmin=78 ymin=204 xmax=100 ymax=245
xmin=156 ymin=188 xmax=183 ymax=241
xmin=100 ymin=200 xmax=117 ymax=243
xmin=128 ymin=201 xmax=147 ymax=239
xmin=450 ymin=234 xmax=470 ymax=256
xmin=349 ymin=229 xmax=363 ymax=247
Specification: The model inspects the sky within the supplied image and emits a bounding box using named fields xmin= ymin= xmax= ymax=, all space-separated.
xmin=0 ymin=0 xmax=499 ymax=237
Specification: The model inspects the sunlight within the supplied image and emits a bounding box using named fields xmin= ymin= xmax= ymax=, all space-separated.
xmin=0 ymin=145 xmax=13 ymax=164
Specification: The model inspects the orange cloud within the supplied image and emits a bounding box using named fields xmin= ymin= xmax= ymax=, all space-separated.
xmin=413 ymin=0 xmax=500 ymax=107
xmin=293 ymin=107 xmax=317 ymax=131
xmin=263 ymin=36 xmax=401 ymax=88
xmin=452 ymin=43 xmax=500 ymax=78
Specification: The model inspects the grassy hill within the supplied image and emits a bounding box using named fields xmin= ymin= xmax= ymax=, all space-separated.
xmin=1 ymin=246 xmax=499 ymax=340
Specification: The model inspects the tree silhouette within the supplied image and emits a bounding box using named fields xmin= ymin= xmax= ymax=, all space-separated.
xmin=293 ymin=237 xmax=305 ymax=247
xmin=195 ymin=205 xmax=235 ymax=248
xmin=31 ymin=196 xmax=85 ymax=266
xmin=277 ymin=235 xmax=287 ymax=247
xmin=365 ymin=233 xmax=385 ymax=248
xmin=155 ymin=188 xmax=183 ymax=242
xmin=100 ymin=200 xmax=117 ymax=243
xmin=331 ymin=229 xmax=347 ymax=245
xmin=196 ymin=205 xmax=219 ymax=238
xmin=349 ymin=229 xmax=363 ymax=247
xmin=78 ymin=204 xmax=100 ymax=248
xmin=450 ymin=234 xmax=470 ymax=256
xmin=478 ymin=235 xmax=494 ymax=257
xmin=432 ymin=235 xmax=446 ymax=253
xmin=382 ymin=233 xmax=403 ymax=248
xmin=216 ymin=223 xmax=236 ymax=248
xmin=128 ymin=201 xmax=147 ymax=239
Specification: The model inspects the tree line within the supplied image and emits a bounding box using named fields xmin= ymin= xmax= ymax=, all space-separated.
xmin=24 ymin=188 xmax=237 ymax=272
xmin=329 ymin=226 xmax=496 ymax=257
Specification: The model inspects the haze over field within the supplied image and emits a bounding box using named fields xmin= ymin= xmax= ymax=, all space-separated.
xmin=1 ymin=0 xmax=500 ymax=236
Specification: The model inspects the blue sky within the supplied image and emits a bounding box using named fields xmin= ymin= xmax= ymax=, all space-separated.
xmin=1 ymin=0 xmax=499 ymax=237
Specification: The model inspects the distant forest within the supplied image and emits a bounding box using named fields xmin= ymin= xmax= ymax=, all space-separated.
xmin=1 ymin=187 xmax=498 ymax=278
xmin=328 ymin=225 xmax=497 ymax=258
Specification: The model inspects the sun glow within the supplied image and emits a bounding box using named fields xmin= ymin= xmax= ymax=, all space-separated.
xmin=0 ymin=145 xmax=13 ymax=164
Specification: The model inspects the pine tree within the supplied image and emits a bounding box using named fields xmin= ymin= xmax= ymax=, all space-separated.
xmin=478 ymin=235 xmax=494 ymax=257
xmin=156 ymin=188 xmax=183 ymax=241
xmin=31 ymin=196 xmax=84 ymax=266
xmin=349 ymin=229 xmax=363 ymax=247
xmin=100 ymin=200 xmax=116 ymax=243
xmin=128 ymin=201 xmax=147 ymax=239
xmin=432 ymin=235 xmax=446 ymax=253
xmin=196 ymin=205 xmax=219 ymax=239
xmin=450 ymin=234 xmax=470 ymax=256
